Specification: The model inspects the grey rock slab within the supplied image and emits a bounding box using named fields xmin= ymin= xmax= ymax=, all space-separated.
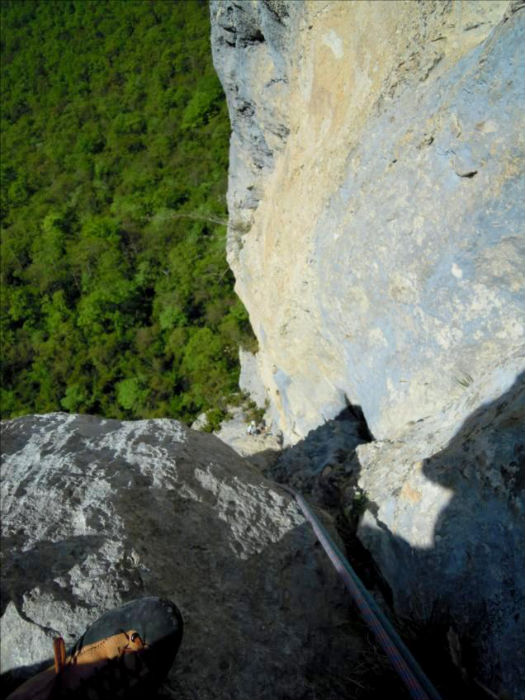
xmin=1 ymin=413 xmax=385 ymax=699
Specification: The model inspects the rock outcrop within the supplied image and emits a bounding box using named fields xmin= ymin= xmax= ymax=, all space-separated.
xmin=0 ymin=413 xmax=403 ymax=699
xmin=211 ymin=0 xmax=524 ymax=444
xmin=210 ymin=2 xmax=525 ymax=698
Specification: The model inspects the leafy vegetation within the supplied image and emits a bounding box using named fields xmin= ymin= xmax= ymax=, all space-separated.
xmin=1 ymin=0 xmax=255 ymax=423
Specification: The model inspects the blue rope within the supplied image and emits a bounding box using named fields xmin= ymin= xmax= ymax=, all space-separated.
xmin=280 ymin=484 xmax=442 ymax=700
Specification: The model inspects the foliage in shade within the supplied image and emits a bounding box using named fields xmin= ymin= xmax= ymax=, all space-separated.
xmin=1 ymin=0 xmax=255 ymax=422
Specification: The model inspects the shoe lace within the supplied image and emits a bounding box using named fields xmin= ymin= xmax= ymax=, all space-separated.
xmin=53 ymin=630 xmax=151 ymax=699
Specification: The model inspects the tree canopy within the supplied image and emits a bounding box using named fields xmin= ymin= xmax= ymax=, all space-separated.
xmin=1 ymin=0 xmax=255 ymax=425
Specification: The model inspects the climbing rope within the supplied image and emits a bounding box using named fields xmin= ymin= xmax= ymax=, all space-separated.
xmin=280 ymin=484 xmax=442 ymax=700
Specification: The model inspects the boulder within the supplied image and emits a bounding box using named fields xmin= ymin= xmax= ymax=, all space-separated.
xmin=0 ymin=413 xmax=401 ymax=699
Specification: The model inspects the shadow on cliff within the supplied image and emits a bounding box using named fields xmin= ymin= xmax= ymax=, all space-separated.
xmin=258 ymin=403 xmax=373 ymax=508
xmin=260 ymin=374 xmax=525 ymax=700
xmin=368 ymin=371 xmax=525 ymax=700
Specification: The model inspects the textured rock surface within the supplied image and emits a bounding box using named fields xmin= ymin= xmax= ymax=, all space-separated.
xmin=238 ymin=348 xmax=267 ymax=410
xmin=352 ymin=354 xmax=525 ymax=698
xmin=211 ymin=0 xmax=524 ymax=443
xmin=0 ymin=413 xmax=403 ymax=699
xmin=211 ymin=2 xmax=525 ymax=697
xmin=210 ymin=0 xmax=302 ymax=220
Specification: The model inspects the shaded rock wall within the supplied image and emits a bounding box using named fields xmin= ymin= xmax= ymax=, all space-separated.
xmin=354 ymin=355 xmax=525 ymax=698
xmin=211 ymin=0 xmax=524 ymax=443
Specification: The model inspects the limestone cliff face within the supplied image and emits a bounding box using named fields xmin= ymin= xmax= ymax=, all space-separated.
xmin=211 ymin=3 xmax=525 ymax=697
xmin=211 ymin=0 xmax=524 ymax=444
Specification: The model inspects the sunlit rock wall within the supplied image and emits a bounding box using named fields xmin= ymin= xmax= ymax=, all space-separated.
xmin=211 ymin=0 xmax=525 ymax=444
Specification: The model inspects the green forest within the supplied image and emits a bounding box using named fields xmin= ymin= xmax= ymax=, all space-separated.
xmin=1 ymin=0 xmax=255 ymax=428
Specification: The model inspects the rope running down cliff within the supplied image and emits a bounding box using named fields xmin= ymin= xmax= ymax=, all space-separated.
xmin=279 ymin=484 xmax=442 ymax=700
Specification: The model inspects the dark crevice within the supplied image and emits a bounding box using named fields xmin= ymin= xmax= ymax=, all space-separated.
xmin=344 ymin=396 xmax=375 ymax=442
xmin=238 ymin=29 xmax=265 ymax=48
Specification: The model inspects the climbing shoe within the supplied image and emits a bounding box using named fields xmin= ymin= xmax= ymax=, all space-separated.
xmin=7 ymin=596 xmax=183 ymax=699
